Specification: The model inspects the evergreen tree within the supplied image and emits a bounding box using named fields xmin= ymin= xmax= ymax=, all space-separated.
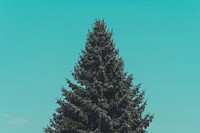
xmin=44 ymin=19 xmax=153 ymax=133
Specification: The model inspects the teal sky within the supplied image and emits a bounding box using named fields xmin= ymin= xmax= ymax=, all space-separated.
xmin=1 ymin=0 xmax=200 ymax=133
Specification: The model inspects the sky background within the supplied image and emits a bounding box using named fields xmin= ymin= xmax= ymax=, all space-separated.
xmin=1 ymin=0 xmax=200 ymax=133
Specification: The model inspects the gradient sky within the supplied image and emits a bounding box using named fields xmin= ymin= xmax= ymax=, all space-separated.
xmin=1 ymin=0 xmax=200 ymax=133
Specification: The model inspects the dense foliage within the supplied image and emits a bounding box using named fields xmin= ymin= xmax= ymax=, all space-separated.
xmin=45 ymin=19 xmax=153 ymax=133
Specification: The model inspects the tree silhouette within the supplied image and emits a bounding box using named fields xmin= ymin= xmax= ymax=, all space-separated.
xmin=44 ymin=19 xmax=153 ymax=133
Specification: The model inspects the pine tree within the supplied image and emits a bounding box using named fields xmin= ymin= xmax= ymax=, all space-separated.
xmin=44 ymin=19 xmax=153 ymax=133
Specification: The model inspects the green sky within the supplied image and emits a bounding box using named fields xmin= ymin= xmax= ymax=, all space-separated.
xmin=1 ymin=0 xmax=200 ymax=133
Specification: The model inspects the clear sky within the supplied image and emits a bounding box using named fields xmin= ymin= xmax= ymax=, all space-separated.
xmin=1 ymin=0 xmax=200 ymax=133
